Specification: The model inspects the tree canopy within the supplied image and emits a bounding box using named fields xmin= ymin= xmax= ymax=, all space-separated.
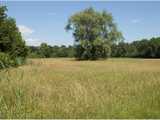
xmin=111 ymin=37 xmax=160 ymax=58
xmin=0 ymin=5 xmax=28 ymax=68
xmin=0 ymin=5 xmax=28 ymax=58
xmin=66 ymin=7 xmax=123 ymax=60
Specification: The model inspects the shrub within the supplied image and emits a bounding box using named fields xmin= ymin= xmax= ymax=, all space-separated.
xmin=0 ymin=52 xmax=26 ymax=69
xmin=0 ymin=52 xmax=13 ymax=69
xmin=12 ymin=57 xmax=26 ymax=66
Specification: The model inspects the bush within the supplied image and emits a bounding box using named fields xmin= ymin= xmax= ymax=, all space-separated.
xmin=0 ymin=52 xmax=13 ymax=69
xmin=13 ymin=57 xmax=26 ymax=66
xmin=0 ymin=52 xmax=26 ymax=69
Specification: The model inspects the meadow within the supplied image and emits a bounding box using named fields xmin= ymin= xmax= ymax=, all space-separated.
xmin=0 ymin=58 xmax=160 ymax=118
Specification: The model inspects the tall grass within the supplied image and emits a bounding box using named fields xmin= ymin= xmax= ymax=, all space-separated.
xmin=0 ymin=58 xmax=160 ymax=118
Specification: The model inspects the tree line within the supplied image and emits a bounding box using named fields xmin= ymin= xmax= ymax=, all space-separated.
xmin=111 ymin=37 xmax=160 ymax=58
xmin=28 ymin=43 xmax=74 ymax=58
xmin=28 ymin=37 xmax=160 ymax=59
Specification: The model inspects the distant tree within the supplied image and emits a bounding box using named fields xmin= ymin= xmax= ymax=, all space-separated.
xmin=57 ymin=45 xmax=67 ymax=57
xmin=132 ymin=39 xmax=150 ymax=58
xmin=111 ymin=37 xmax=160 ymax=58
xmin=67 ymin=45 xmax=74 ymax=57
xmin=28 ymin=37 xmax=160 ymax=59
xmin=28 ymin=45 xmax=75 ymax=58
xmin=157 ymin=46 xmax=160 ymax=58
xmin=51 ymin=45 xmax=59 ymax=57
xmin=39 ymin=43 xmax=52 ymax=58
xmin=150 ymin=37 xmax=160 ymax=58
xmin=112 ymin=42 xmax=127 ymax=57
xmin=66 ymin=7 xmax=123 ymax=60
xmin=28 ymin=46 xmax=41 ymax=58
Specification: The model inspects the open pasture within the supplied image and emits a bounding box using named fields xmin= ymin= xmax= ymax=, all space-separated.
xmin=0 ymin=58 xmax=160 ymax=118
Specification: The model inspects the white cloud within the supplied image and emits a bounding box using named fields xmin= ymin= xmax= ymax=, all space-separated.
xmin=131 ymin=19 xmax=141 ymax=24
xmin=18 ymin=25 xmax=34 ymax=36
xmin=18 ymin=25 xmax=40 ymax=46
xmin=25 ymin=38 xmax=43 ymax=46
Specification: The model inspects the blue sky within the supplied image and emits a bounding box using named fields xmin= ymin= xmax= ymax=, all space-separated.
xmin=1 ymin=1 xmax=160 ymax=46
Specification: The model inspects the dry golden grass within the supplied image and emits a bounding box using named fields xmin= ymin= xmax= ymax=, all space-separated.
xmin=0 ymin=58 xmax=160 ymax=118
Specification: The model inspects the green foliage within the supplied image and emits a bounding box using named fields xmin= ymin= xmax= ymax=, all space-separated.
xmin=0 ymin=52 xmax=13 ymax=69
xmin=28 ymin=37 xmax=160 ymax=59
xmin=0 ymin=14 xmax=28 ymax=58
xmin=0 ymin=52 xmax=26 ymax=69
xmin=111 ymin=37 xmax=160 ymax=58
xmin=13 ymin=57 xmax=26 ymax=66
xmin=0 ymin=5 xmax=28 ymax=69
xmin=39 ymin=43 xmax=52 ymax=58
xmin=75 ymin=38 xmax=111 ymax=60
xmin=66 ymin=7 xmax=123 ymax=60
xmin=0 ymin=6 xmax=7 ymax=21
xmin=28 ymin=44 xmax=74 ymax=58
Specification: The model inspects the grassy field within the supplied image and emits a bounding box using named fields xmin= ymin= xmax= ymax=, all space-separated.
xmin=0 ymin=58 xmax=160 ymax=118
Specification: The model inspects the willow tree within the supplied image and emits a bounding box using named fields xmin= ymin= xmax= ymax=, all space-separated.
xmin=66 ymin=7 xmax=123 ymax=60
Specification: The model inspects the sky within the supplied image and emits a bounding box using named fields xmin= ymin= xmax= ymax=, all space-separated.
xmin=1 ymin=1 xmax=160 ymax=46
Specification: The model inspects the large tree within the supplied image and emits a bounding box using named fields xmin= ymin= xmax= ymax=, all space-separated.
xmin=0 ymin=5 xmax=28 ymax=58
xmin=66 ymin=7 xmax=123 ymax=60
xmin=0 ymin=5 xmax=28 ymax=68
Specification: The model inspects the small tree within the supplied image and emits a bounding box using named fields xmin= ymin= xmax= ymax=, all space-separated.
xmin=66 ymin=7 xmax=123 ymax=60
